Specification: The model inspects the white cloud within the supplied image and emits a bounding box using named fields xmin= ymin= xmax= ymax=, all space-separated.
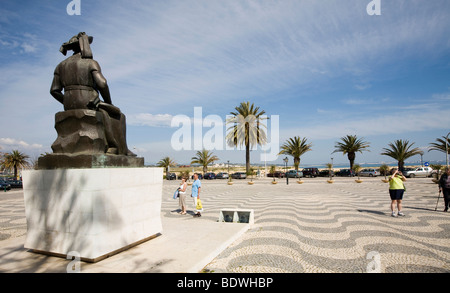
xmin=0 ymin=138 xmax=43 ymax=150
xmin=127 ymin=113 xmax=174 ymax=127
xmin=282 ymin=107 xmax=450 ymax=141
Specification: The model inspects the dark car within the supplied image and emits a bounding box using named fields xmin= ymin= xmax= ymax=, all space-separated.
xmin=267 ymin=171 xmax=285 ymax=178
xmin=203 ymin=172 xmax=216 ymax=179
xmin=7 ymin=179 xmax=23 ymax=188
xmin=336 ymin=169 xmax=355 ymax=177
xmin=319 ymin=170 xmax=335 ymax=177
xmin=166 ymin=173 xmax=177 ymax=180
xmin=302 ymin=168 xmax=319 ymax=178
xmin=216 ymin=172 xmax=229 ymax=179
xmin=231 ymin=172 xmax=247 ymax=179
xmin=0 ymin=181 xmax=12 ymax=191
xmin=191 ymin=173 xmax=203 ymax=180
xmin=286 ymin=170 xmax=303 ymax=178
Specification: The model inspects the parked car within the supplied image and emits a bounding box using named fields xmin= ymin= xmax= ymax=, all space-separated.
xmin=8 ymin=180 xmax=23 ymax=188
xmin=166 ymin=173 xmax=177 ymax=180
xmin=285 ymin=170 xmax=303 ymax=178
xmin=336 ymin=169 xmax=355 ymax=177
xmin=191 ymin=173 xmax=203 ymax=179
xmin=359 ymin=169 xmax=379 ymax=177
xmin=216 ymin=172 xmax=229 ymax=179
xmin=0 ymin=181 xmax=11 ymax=191
xmin=203 ymin=172 xmax=216 ymax=179
xmin=231 ymin=172 xmax=247 ymax=179
xmin=319 ymin=170 xmax=334 ymax=177
xmin=302 ymin=168 xmax=319 ymax=178
xmin=403 ymin=167 xmax=433 ymax=178
xmin=267 ymin=171 xmax=285 ymax=178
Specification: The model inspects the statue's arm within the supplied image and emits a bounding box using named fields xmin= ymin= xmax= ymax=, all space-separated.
xmin=50 ymin=67 xmax=64 ymax=104
xmin=91 ymin=61 xmax=112 ymax=104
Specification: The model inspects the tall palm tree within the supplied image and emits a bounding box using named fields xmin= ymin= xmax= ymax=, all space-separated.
xmin=226 ymin=101 xmax=268 ymax=174
xmin=191 ymin=149 xmax=219 ymax=174
xmin=428 ymin=136 xmax=450 ymax=154
xmin=278 ymin=137 xmax=312 ymax=171
xmin=333 ymin=135 xmax=370 ymax=170
xmin=157 ymin=156 xmax=177 ymax=178
xmin=0 ymin=150 xmax=30 ymax=179
xmin=381 ymin=139 xmax=422 ymax=170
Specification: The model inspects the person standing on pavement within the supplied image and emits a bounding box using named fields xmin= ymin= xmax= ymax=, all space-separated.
xmin=439 ymin=167 xmax=450 ymax=212
xmin=178 ymin=177 xmax=188 ymax=215
xmin=389 ymin=168 xmax=406 ymax=217
xmin=191 ymin=173 xmax=202 ymax=217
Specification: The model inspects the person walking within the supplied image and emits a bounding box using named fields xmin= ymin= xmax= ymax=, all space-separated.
xmin=178 ymin=177 xmax=188 ymax=215
xmin=191 ymin=173 xmax=202 ymax=217
xmin=389 ymin=168 xmax=406 ymax=217
xmin=439 ymin=167 xmax=450 ymax=212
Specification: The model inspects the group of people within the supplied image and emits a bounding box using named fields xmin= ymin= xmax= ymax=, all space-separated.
xmin=176 ymin=173 xmax=203 ymax=217
xmin=173 ymin=167 xmax=450 ymax=219
xmin=388 ymin=167 xmax=450 ymax=217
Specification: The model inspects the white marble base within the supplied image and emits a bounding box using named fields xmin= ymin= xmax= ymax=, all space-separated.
xmin=22 ymin=167 xmax=163 ymax=262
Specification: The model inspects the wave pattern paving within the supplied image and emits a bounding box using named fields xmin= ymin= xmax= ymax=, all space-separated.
xmin=162 ymin=178 xmax=450 ymax=273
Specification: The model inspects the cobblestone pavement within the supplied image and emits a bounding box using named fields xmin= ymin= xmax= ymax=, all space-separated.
xmin=162 ymin=177 xmax=450 ymax=273
xmin=1 ymin=177 xmax=449 ymax=273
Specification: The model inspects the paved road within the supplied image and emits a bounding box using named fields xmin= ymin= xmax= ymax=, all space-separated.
xmin=1 ymin=177 xmax=449 ymax=273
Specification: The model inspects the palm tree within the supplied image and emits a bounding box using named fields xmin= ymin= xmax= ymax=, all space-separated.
xmin=278 ymin=137 xmax=312 ymax=171
xmin=157 ymin=156 xmax=177 ymax=179
xmin=226 ymin=101 xmax=268 ymax=174
xmin=381 ymin=139 xmax=422 ymax=170
xmin=353 ymin=163 xmax=362 ymax=180
xmin=379 ymin=164 xmax=390 ymax=180
xmin=0 ymin=150 xmax=30 ymax=179
xmin=190 ymin=149 xmax=219 ymax=174
xmin=333 ymin=135 xmax=370 ymax=170
xmin=428 ymin=136 xmax=450 ymax=154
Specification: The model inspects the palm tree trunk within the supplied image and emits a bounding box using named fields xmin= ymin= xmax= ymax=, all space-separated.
xmin=294 ymin=157 xmax=300 ymax=171
xmin=245 ymin=123 xmax=250 ymax=174
xmin=348 ymin=152 xmax=355 ymax=170
xmin=245 ymin=144 xmax=250 ymax=174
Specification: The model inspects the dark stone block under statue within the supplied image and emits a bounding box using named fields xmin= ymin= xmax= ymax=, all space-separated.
xmin=38 ymin=32 xmax=144 ymax=169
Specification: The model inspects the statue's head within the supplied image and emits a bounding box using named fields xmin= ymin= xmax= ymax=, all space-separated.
xmin=60 ymin=32 xmax=93 ymax=59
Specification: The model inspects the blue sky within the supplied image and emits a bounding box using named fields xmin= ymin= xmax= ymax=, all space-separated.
xmin=0 ymin=0 xmax=449 ymax=166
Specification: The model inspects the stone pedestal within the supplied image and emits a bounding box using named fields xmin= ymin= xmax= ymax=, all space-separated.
xmin=37 ymin=153 xmax=144 ymax=170
xmin=51 ymin=109 xmax=108 ymax=155
xmin=22 ymin=167 xmax=163 ymax=262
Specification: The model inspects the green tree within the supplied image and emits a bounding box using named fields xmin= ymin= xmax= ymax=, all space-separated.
xmin=381 ymin=139 xmax=422 ymax=170
xmin=269 ymin=165 xmax=277 ymax=182
xmin=379 ymin=164 xmax=390 ymax=180
xmin=190 ymin=149 xmax=219 ymax=174
xmin=226 ymin=101 xmax=268 ymax=174
xmin=333 ymin=135 xmax=370 ymax=170
xmin=428 ymin=136 xmax=450 ymax=154
xmin=0 ymin=150 xmax=30 ymax=179
xmin=157 ymin=156 xmax=177 ymax=179
xmin=278 ymin=137 xmax=312 ymax=172
xmin=352 ymin=163 xmax=362 ymax=180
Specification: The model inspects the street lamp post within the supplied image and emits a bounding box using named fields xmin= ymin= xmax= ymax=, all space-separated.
xmin=283 ymin=157 xmax=289 ymax=185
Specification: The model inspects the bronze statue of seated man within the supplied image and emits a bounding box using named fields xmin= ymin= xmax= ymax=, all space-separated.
xmin=50 ymin=32 xmax=135 ymax=157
